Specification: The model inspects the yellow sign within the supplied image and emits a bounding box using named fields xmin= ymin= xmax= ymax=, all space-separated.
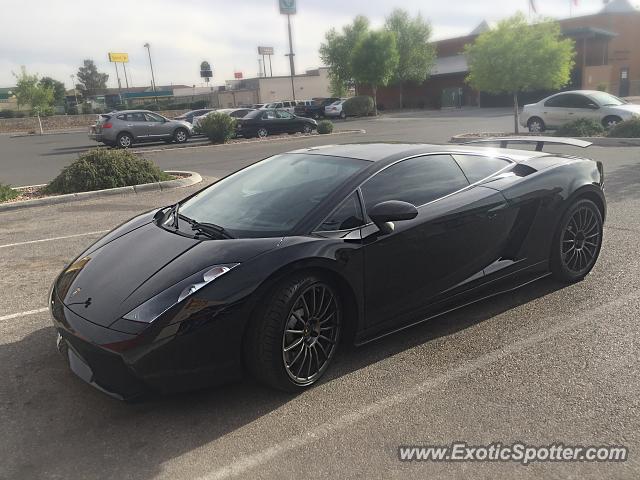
xmin=108 ymin=52 xmax=129 ymax=63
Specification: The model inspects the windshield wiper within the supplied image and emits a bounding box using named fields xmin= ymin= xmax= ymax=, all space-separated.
xmin=177 ymin=214 xmax=235 ymax=239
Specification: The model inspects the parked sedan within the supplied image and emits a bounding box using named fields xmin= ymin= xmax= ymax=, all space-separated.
xmin=236 ymin=108 xmax=317 ymax=138
xmin=324 ymin=99 xmax=347 ymax=119
xmin=51 ymin=138 xmax=604 ymax=399
xmin=294 ymin=97 xmax=341 ymax=119
xmin=174 ymin=108 xmax=216 ymax=124
xmin=88 ymin=110 xmax=193 ymax=148
xmin=521 ymin=90 xmax=640 ymax=132
xmin=192 ymin=108 xmax=254 ymax=131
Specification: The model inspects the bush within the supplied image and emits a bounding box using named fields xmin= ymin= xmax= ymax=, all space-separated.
xmin=198 ymin=112 xmax=237 ymax=144
xmin=317 ymin=120 xmax=334 ymax=134
xmin=554 ymin=118 xmax=604 ymax=137
xmin=0 ymin=183 xmax=18 ymax=202
xmin=44 ymin=148 xmax=171 ymax=194
xmin=607 ymin=118 xmax=640 ymax=138
xmin=342 ymin=95 xmax=374 ymax=117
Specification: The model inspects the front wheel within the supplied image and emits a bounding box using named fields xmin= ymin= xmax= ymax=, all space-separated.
xmin=550 ymin=199 xmax=603 ymax=283
xmin=302 ymin=124 xmax=313 ymax=134
xmin=527 ymin=117 xmax=545 ymax=133
xmin=244 ymin=275 xmax=342 ymax=392
xmin=602 ymin=116 xmax=622 ymax=129
xmin=173 ymin=128 xmax=188 ymax=143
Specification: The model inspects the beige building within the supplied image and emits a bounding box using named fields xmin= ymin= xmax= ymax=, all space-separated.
xmin=219 ymin=67 xmax=331 ymax=107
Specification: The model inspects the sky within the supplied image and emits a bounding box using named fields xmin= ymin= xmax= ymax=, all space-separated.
xmin=0 ymin=0 xmax=611 ymax=90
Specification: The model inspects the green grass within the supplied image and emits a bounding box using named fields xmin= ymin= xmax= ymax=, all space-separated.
xmin=0 ymin=183 xmax=19 ymax=202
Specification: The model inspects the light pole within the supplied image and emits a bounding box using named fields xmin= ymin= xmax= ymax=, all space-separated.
xmin=70 ymin=74 xmax=79 ymax=110
xmin=143 ymin=42 xmax=158 ymax=103
xmin=285 ymin=13 xmax=296 ymax=101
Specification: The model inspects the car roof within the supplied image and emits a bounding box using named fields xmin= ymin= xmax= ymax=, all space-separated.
xmin=286 ymin=143 xmax=546 ymax=163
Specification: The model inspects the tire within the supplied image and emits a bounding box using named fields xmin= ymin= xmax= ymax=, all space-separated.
xmin=550 ymin=198 xmax=603 ymax=283
xmin=302 ymin=124 xmax=313 ymax=134
xmin=257 ymin=127 xmax=268 ymax=138
xmin=527 ymin=117 xmax=545 ymax=133
xmin=116 ymin=132 xmax=133 ymax=149
xmin=173 ymin=128 xmax=188 ymax=144
xmin=339 ymin=111 xmax=346 ymax=120
xmin=244 ymin=274 xmax=342 ymax=392
xmin=602 ymin=116 xmax=622 ymax=129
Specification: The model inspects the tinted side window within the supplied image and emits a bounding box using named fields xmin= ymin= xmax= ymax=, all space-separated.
xmin=361 ymin=155 xmax=469 ymax=210
xmin=570 ymin=94 xmax=592 ymax=108
xmin=453 ymin=155 xmax=511 ymax=183
xmin=128 ymin=112 xmax=146 ymax=122
xmin=317 ymin=192 xmax=365 ymax=231
xmin=545 ymin=94 xmax=569 ymax=108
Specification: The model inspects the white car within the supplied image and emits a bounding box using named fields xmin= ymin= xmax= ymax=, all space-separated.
xmin=192 ymin=108 xmax=254 ymax=131
xmin=261 ymin=101 xmax=296 ymax=114
xmin=324 ymin=99 xmax=347 ymax=119
xmin=521 ymin=90 xmax=640 ymax=132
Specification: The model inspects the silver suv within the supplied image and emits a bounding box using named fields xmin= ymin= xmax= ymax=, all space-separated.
xmin=89 ymin=110 xmax=193 ymax=148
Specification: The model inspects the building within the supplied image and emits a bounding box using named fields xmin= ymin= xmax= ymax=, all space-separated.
xmin=0 ymin=87 xmax=20 ymax=111
xmin=217 ymin=67 xmax=331 ymax=107
xmin=367 ymin=0 xmax=640 ymax=109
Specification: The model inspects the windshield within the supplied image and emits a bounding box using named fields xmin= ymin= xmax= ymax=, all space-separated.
xmin=179 ymin=154 xmax=369 ymax=237
xmin=589 ymin=92 xmax=626 ymax=106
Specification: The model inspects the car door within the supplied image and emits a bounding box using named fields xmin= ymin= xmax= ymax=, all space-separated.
xmin=124 ymin=112 xmax=149 ymax=139
xmin=542 ymin=93 xmax=572 ymax=127
xmin=566 ymin=93 xmax=601 ymax=122
xmin=276 ymin=109 xmax=297 ymax=132
xmin=260 ymin=109 xmax=279 ymax=133
xmin=359 ymin=154 xmax=510 ymax=333
xmin=144 ymin=112 xmax=170 ymax=138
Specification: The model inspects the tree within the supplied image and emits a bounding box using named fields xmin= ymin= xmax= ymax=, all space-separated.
xmin=320 ymin=16 xmax=369 ymax=96
xmin=385 ymin=9 xmax=436 ymax=108
xmin=39 ymin=77 xmax=66 ymax=105
xmin=12 ymin=66 xmax=54 ymax=133
xmin=76 ymin=59 xmax=108 ymax=98
xmin=352 ymin=30 xmax=399 ymax=114
xmin=464 ymin=14 xmax=575 ymax=133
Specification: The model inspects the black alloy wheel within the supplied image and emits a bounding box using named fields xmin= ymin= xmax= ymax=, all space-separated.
xmin=551 ymin=199 xmax=603 ymax=282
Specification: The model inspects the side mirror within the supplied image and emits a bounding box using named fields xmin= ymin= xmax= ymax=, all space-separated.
xmin=368 ymin=200 xmax=418 ymax=235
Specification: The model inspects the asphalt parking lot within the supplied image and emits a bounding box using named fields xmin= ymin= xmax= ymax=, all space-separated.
xmin=2 ymin=111 xmax=640 ymax=479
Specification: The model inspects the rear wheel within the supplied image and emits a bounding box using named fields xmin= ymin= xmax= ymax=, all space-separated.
xmin=550 ymin=199 xmax=603 ymax=283
xmin=116 ymin=132 xmax=133 ymax=149
xmin=244 ymin=274 xmax=342 ymax=392
xmin=527 ymin=117 xmax=545 ymax=133
xmin=257 ymin=127 xmax=268 ymax=138
xmin=173 ymin=128 xmax=188 ymax=143
xmin=339 ymin=111 xmax=346 ymax=119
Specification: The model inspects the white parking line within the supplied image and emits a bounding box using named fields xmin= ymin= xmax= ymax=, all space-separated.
xmin=198 ymin=290 xmax=638 ymax=480
xmin=0 ymin=230 xmax=109 ymax=249
xmin=0 ymin=307 xmax=49 ymax=322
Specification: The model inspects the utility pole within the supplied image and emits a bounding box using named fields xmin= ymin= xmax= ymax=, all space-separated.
xmin=285 ymin=13 xmax=296 ymax=101
xmin=114 ymin=62 xmax=123 ymax=105
xmin=144 ymin=42 xmax=158 ymax=103
xmin=70 ymin=74 xmax=79 ymax=107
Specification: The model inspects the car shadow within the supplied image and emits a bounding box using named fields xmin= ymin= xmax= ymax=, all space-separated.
xmin=1 ymin=276 xmax=566 ymax=479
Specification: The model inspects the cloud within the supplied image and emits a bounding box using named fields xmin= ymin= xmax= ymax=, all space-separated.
xmin=0 ymin=0 xmax=605 ymax=88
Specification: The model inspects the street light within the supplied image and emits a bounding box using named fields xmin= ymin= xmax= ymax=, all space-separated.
xmin=70 ymin=74 xmax=79 ymax=109
xmin=143 ymin=42 xmax=158 ymax=103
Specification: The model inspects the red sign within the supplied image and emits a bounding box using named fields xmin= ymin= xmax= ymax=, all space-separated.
xmin=234 ymin=72 xmax=243 ymax=79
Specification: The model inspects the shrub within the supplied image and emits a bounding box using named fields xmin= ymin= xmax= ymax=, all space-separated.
xmin=342 ymin=95 xmax=374 ymax=117
xmin=317 ymin=120 xmax=334 ymax=134
xmin=198 ymin=112 xmax=237 ymax=144
xmin=607 ymin=118 xmax=640 ymax=138
xmin=44 ymin=148 xmax=171 ymax=194
xmin=554 ymin=118 xmax=604 ymax=137
xmin=0 ymin=183 xmax=18 ymax=202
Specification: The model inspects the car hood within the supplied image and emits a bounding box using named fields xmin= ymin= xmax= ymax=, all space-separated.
xmin=55 ymin=214 xmax=281 ymax=326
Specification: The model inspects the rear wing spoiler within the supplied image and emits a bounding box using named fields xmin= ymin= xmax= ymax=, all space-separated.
xmin=460 ymin=136 xmax=592 ymax=152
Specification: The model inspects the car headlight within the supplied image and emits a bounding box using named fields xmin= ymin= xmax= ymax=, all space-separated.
xmin=122 ymin=263 xmax=239 ymax=323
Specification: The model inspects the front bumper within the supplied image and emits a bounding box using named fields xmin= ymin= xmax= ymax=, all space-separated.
xmin=50 ymin=288 xmax=248 ymax=400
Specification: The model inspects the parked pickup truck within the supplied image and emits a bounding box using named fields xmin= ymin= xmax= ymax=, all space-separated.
xmin=293 ymin=97 xmax=341 ymax=119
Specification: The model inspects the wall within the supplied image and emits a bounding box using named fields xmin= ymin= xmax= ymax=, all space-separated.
xmin=583 ymin=65 xmax=614 ymax=90
xmin=217 ymin=89 xmax=259 ymax=108
xmin=257 ymin=68 xmax=331 ymax=103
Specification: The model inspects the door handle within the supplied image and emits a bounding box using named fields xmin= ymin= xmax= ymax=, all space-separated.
xmin=127 ymin=124 xmax=133 ymax=127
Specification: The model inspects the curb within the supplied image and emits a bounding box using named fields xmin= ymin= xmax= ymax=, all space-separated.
xmin=8 ymin=129 xmax=87 ymax=138
xmin=0 ymin=170 xmax=203 ymax=212
xmin=131 ymin=129 xmax=367 ymax=154
xmin=449 ymin=133 xmax=640 ymax=147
